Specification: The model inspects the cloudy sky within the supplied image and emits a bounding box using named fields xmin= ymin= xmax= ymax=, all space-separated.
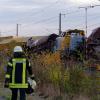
xmin=0 ymin=0 xmax=100 ymax=37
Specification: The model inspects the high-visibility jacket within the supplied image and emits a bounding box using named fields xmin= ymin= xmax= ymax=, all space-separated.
xmin=5 ymin=57 xmax=32 ymax=88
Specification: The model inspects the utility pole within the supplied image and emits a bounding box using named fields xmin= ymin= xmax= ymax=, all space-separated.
xmin=59 ymin=13 xmax=61 ymax=35
xmin=79 ymin=6 xmax=94 ymax=37
xmin=16 ymin=24 xmax=19 ymax=37
xmin=85 ymin=7 xmax=87 ymax=37
xmin=16 ymin=24 xmax=21 ymax=37
xmin=0 ymin=31 xmax=1 ymax=37
xmin=59 ymin=13 xmax=65 ymax=35
xmin=79 ymin=5 xmax=100 ymax=37
xmin=79 ymin=5 xmax=100 ymax=59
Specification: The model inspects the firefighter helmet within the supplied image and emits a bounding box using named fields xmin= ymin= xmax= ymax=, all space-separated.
xmin=14 ymin=46 xmax=23 ymax=52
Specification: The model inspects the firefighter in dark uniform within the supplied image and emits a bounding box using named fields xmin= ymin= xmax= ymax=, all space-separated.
xmin=4 ymin=46 xmax=34 ymax=100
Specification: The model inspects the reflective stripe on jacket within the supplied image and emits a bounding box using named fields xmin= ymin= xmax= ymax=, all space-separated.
xmin=5 ymin=58 xmax=32 ymax=88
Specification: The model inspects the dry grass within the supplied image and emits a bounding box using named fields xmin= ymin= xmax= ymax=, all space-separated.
xmin=0 ymin=41 xmax=99 ymax=100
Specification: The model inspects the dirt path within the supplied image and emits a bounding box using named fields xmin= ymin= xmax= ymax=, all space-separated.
xmin=0 ymin=87 xmax=50 ymax=100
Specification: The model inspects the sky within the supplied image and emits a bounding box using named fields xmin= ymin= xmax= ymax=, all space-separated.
xmin=0 ymin=0 xmax=100 ymax=37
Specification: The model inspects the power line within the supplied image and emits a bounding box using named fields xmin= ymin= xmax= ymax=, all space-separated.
xmin=88 ymin=22 xmax=100 ymax=28
xmin=2 ymin=29 xmax=16 ymax=34
xmin=88 ymin=14 xmax=100 ymax=21
xmin=66 ymin=10 xmax=81 ymax=15
xmin=21 ymin=9 xmax=84 ymax=28
xmin=3 ymin=3 xmax=100 ymax=36
xmin=68 ymin=13 xmax=100 ymax=27
xmin=2 ymin=15 xmax=58 ymax=34
xmin=79 ymin=6 xmax=93 ymax=37
xmin=1 ymin=9 xmax=77 ymax=35
xmin=68 ymin=20 xmax=100 ymax=30
xmin=21 ymin=15 xmax=58 ymax=28
xmin=79 ymin=5 xmax=100 ymax=37
xmin=16 ymin=0 xmax=79 ymax=23
xmin=16 ymin=0 xmax=61 ymax=22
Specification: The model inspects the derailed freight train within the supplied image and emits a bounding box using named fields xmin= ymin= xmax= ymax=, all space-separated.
xmin=23 ymin=29 xmax=85 ymax=60
xmin=56 ymin=29 xmax=85 ymax=60
xmin=23 ymin=33 xmax=58 ymax=53
xmin=56 ymin=29 xmax=85 ymax=51
xmin=87 ymin=27 xmax=100 ymax=59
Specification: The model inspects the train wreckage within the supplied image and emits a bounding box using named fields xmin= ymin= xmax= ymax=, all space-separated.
xmin=23 ymin=27 xmax=100 ymax=60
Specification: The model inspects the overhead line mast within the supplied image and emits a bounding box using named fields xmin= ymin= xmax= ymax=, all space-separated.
xmin=79 ymin=5 xmax=100 ymax=37
xmin=59 ymin=13 xmax=66 ymax=35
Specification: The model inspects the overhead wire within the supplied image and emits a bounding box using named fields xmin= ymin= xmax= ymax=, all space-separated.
xmin=21 ymin=15 xmax=58 ymax=28
xmin=16 ymin=0 xmax=80 ymax=24
xmin=3 ymin=0 xmax=100 ymax=36
xmin=62 ymin=7 xmax=100 ymax=29
xmin=22 ymin=8 xmax=86 ymax=27
xmin=21 ymin=9 xmax=85 ymax=31
xmin=2 ymin=0 xmax=81 ymax=35
xmin=87 ymin=22 xmax=100 ymax=28
xmin=65 ymin=15 xmax=100 ymax=28
xmin=2 ymin=0 xmax=61 ymax=35
xmin=3 ymin=11 xmax=100 ymax=36
xmin=16 ymin=0 xmax=61 ymax=22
